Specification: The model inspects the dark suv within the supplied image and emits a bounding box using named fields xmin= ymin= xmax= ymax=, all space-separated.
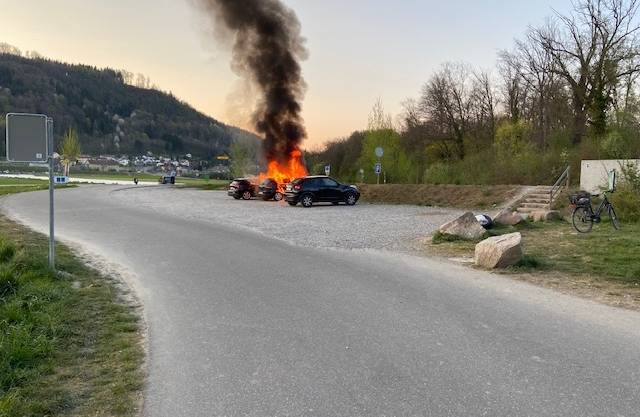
xmin=228 ymin=178 xmax=257 ymax=200
xmin=284 ymin=176 xmax=360 ymax=207
xmin=258 ymin=178 xmax=284 ymax=201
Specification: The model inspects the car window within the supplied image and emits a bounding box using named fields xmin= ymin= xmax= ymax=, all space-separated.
xmin=322 ymin=178 xmax=338 ymax=187
xmin=303 ymin=179 xmax=317 ymax=188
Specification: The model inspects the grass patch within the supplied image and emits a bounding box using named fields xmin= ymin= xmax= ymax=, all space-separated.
xmin=512 ymin=254 xmax=549 ymax=270
xmin=0 ymin=216 xmax=144 ymax=417
xmin=66 ymin=171 xmax=229 ymax=190
xmin=430 ymin=218 xmax=640 ymax=286
xmin=0 ymin=178 xmax=74 ymax=197
xmin=431 ymin=231 xmax=479 ymax=244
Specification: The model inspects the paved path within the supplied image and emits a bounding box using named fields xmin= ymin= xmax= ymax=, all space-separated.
xmin=2 ymin=186 xmax=639 ymax=417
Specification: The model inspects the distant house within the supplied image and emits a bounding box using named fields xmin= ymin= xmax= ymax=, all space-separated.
xmin=84 ymin=158 xmax=125 ymax=172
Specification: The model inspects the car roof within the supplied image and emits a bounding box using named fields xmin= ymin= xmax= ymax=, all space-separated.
xmin=303 ymin=175 xmax=330 ymax=179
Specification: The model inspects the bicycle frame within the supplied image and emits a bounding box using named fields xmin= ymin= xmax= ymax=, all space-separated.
xmin=585 ymin=193 xmax=611 ymax=221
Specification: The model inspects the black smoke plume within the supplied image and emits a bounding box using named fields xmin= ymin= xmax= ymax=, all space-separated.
xmin=196 ymin=0 xmax=308 ymax=164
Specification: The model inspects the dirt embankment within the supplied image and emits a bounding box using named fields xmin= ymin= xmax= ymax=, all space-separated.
xmin=358 ymin=184 xmax=525 ymax=210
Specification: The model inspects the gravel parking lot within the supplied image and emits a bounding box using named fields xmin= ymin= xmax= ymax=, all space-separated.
xmin=112 ymin=187 xmax=463 ymax=253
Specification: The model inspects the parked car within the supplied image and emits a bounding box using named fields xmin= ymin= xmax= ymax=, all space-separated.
xmin=228 ymin=178 xmax=257 ymax=200
xmin=284 ymin=176 xmax=360 ymax=207
xmin=159 ymin=172 xmax=176 ymax=185
xmin=258 ymin=178 xmax=284 ymax=201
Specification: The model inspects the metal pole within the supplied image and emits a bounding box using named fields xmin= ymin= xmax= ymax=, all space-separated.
xmin=47 ymin=118 xmax=55 ymax=270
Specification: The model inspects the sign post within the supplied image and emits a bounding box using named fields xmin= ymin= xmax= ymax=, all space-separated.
xmin=374 ymin=147 xmax=384 ymax=185
xmin=47 ymin=117 xmax=55 ymax=269
xmin=6 ymin=113 xmax=55 ymax=269
xmin=374 ymin=163 xmax=382 ymax=184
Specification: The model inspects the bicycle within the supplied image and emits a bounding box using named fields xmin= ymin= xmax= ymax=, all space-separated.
xmin=570 ymin=191 xmax=620 ymax=233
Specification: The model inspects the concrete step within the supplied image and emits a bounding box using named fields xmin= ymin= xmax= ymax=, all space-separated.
xmin=527 ymin=193 xmax=551 ymax=199
xmin=521 ymin=202 xmax=550 ymax=209
xmin=526 ymin=197 xmax=551 ymax=203
xmin=516 ymin=207 xmax=536 ymax=214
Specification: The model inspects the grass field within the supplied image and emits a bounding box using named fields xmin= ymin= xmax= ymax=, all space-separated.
xmin=67 ymin=171 xmax=229 ymax=189
xmin=0 ymin=178 xmax=76 ymax=197
xmin=0 ymin=184 xmax=144 ymax=416
xmin=0 ymin=177 xmax=49 ymax=196
xmin=429 ymin=219 xmax=640 ymax=308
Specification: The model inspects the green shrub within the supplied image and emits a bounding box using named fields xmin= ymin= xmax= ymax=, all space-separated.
xmin=611 ymin=186 xmax=640 ymax=223
xmin=0 ymin=241 xmax=16 ymax=263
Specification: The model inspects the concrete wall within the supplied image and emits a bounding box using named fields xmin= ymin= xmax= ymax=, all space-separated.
xmin=580 ymin=159 xmax=640 ymax=193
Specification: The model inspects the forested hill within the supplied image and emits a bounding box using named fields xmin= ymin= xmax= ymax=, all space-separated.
xmin=0 ymin=53 xmax=254 ymax=158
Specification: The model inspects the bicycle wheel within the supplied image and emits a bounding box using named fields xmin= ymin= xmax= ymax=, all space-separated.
xmin=572 ymin=206 xmax=593 ymax=233
xmin=609 ymin=205 xmax=621 ymax=230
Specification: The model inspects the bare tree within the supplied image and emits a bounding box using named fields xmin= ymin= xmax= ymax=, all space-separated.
xmin=368 ymin=97 xmax=393 ymax=131
xmin=0 ymin=42 xmax=21 ymax=56
xmin=420 ymin=62 xmax=474 ymax=159
xmin=119 ymin=70 xmax=135 ymax=85
xmin=471 ymin=70 xmax=497 ymax=143
xmin=530 ymin=0 xmax=640 ymax=142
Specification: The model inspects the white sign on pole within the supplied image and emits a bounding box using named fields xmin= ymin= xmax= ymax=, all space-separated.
xmin=608 ymin=170 xmax=617 ymax=192
xmin=375 ymin=147 xmax=384 ymax=158
xmin=6 ymin=113 xmax=49 ymax=162
xmin=324 ymin=165 xmax=331 ymax=176
xmin=374 ymin=163 xmax=382 ymax=175
xmin=54 ymin=176 xmax=69 ymax=184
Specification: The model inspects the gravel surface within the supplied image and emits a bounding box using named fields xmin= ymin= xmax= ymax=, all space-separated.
xmin=111 ymin=186 xmax=463 ymax=253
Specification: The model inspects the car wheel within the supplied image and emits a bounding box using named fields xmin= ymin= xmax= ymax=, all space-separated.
xmin=274 ymin=192 xmax=284 ymax=201
xmin=345 ymin=192 xmax=357 ymax=206
xmin=300 ymin=194 xmax=314 ymax=208
xmin=242 ymin=190 xmax=252 ymax=200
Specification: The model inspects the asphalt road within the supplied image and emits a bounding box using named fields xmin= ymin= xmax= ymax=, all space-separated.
xmin=2 ymin=186 xmax=639 ymax=417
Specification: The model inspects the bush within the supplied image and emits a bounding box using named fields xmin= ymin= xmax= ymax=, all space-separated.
xmin=611 ymin=186 xmax=640 ymax=223
xmin=610 ymin=163 xmax=640 ymax=223
xmin=0 ymin=241 xmax=15 ymax=263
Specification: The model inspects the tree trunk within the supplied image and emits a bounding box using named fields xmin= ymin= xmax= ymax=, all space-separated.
xmin=572 ymin=110 xmax=587 ymax=145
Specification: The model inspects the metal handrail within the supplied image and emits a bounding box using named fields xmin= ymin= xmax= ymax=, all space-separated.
xmin=549 ymin=166 xmax=570 ymax=209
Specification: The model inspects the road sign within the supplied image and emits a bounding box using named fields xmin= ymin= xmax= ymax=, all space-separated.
xmin=375 ymin=147 xmax=384 ymax=158
xmin=374 ymin=163 xmax=382 ymax=174
xmin=54 ymin=176 xmax=69 ymax=184
xmin=6 ymin=113 xmax=49 ymax=162
xmin=325 ymin=165 xmax=331 ymax=176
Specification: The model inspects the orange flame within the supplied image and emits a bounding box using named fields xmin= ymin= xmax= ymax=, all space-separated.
xmin=258 ymin=149 xmax=308 ymax=186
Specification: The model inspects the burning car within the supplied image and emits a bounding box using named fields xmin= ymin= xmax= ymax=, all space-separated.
xmin=258 ymin=178 xmax=285 ymax=201
xmin=284 ymin=176 xmax=360 ymax=208
xmin=228 ymin=178 xmax=257 ymax=200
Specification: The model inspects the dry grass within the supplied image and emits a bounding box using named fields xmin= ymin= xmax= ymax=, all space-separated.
xmin=358 ymin=184 xmax=524 ymax=209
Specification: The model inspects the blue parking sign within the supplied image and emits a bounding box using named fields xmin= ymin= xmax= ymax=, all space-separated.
xmin=374 ymin=163 xmax=382 ymax=174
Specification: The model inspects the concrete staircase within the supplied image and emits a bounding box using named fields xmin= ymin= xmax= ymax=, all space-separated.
xmin=515 ymin=186 xmax=553 ymax=215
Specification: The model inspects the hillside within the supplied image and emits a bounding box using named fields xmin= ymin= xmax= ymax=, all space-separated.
xmin=0 ymin=53 xmax=255 ymax=158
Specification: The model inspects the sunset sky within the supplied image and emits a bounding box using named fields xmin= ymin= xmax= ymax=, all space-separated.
xmin=0 ymin=0 xmax=572 ymax=149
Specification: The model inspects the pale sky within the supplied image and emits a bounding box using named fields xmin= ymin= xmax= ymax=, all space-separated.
xmin=0 ymin=0 xmax=572 ymax=149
